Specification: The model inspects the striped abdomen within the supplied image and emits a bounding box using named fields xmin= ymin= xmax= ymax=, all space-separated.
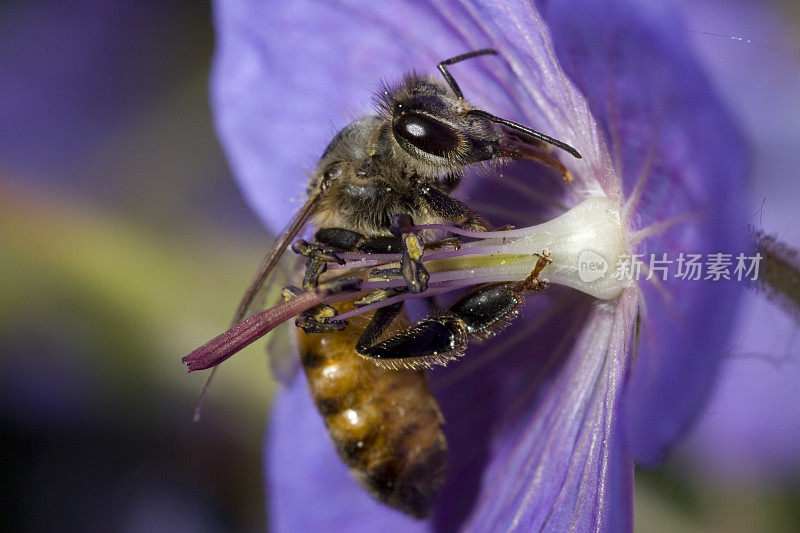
xmin=297 ymin=303 xmax=447 ymax=518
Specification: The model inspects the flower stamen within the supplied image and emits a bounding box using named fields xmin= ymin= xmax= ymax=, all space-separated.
xmin=628 ymin=211 xmax=699 ymax=246
xmin=621 ymin=143 xmax=657 ymax=228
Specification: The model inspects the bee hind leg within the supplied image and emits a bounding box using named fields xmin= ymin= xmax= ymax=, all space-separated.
xmin=357 ymin=253 xmax=551 ymax=369
xmin=356 ymin=313 xmax=469 ymax=370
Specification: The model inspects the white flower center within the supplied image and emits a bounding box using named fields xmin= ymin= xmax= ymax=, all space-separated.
xmin=426 ymin=197 xmax=628 ymax=300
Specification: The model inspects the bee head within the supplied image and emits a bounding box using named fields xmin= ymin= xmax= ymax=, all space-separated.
xmin=379 ymin=71 xmax=581 ymax=172
xmin=380 ymin=75 xmax=500 ymax=167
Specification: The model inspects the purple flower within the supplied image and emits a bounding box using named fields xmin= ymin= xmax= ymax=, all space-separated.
xmin=210 ymin=0 xmax=747 ymax=530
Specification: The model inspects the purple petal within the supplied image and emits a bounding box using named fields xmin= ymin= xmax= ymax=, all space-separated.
xmin=679 ymin=0 xmax=800 ymax=242
xmin=462 ymin=290 xmax=637 ymax=531
xmin=539 ymin=0 xmax=748 ymax=464
xmin=680 ymin=290 xmax=800 ymax=479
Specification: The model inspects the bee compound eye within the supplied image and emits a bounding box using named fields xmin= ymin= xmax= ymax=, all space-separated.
xmin=393 ymin=111 xmax=461 ymax=158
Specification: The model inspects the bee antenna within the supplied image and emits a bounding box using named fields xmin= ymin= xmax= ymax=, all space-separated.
xmin=466 ymin=109 xmax=582 ymax=159
xmin=437 ymin=49 xmax=498 ymax=99
xmin=436 ymin=50 xmax=581 ymax=159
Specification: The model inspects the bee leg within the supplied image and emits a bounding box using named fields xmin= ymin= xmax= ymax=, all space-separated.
xmin=354 ymin=301 xmax=406 ymax=353
xmin=353 ymin=288 xmax=403 ymax=307
xmin=283 ymin=282 xmax=358 ymax=334
xmin=287 ymin=289 xmax=348 ymax=333
xmin=357 ymin=254 xmax=551 ymax=369
xmin=316 ymin=228 xmax=404 ymax=255
xmin=296 ymin=312 xmax=348 ymax=333
xmin=303 ymin=258 xmax=327 ymax=290
xmin=315 ymin=224 xmax=428 ymax=293
xmin=296 ymin=304 xmax=348 ymax=334
xmin=356 ymin=314 xmax=468 ymax=370
xmin=447 ymin=253 xmax=551 ymax=339
xmin=292 ymin=239 xmax=345 ymax=264
xmin=512 ymin=251 xmax=551 ymax=293
xmin=292 ymin=239 xmax=346 ymax=290
xmin=281 ymin=285 xmax=304 ymax=301
xmin=391 ymin=214 xmax=430 ymax=293
xmin=419 ymin=186 xmax=489 ymax=231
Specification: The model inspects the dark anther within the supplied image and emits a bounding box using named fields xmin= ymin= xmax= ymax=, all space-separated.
xmin=369 ymin=267 xmax=403 ymax=279
xmin=292 ymin=239 xmax=345 ymax=265
xmin=297 ymin=305 xmax=348 ymax=334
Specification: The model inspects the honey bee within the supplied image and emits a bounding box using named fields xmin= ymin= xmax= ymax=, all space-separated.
xmin=191 ymin=49 xmax=580 ymax=518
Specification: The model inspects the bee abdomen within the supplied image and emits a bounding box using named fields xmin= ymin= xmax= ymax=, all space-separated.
xmin=298 ymin=307 xmax=447 ymax=518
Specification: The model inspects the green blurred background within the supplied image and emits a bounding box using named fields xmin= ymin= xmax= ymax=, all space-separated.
xmin=0 ymin=1 xmax=798 ymax=532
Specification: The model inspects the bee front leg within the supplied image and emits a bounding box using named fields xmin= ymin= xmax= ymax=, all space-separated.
xmin=419 ymin=186 xmax=489 ymax=232
xmin=292 ymin=239 xmax=346 ymax=290
xmin=316 ymin=228 xmax=403 ymax=254
xmin=316 ymin=225 xmax=428 ymax=294
xmin=391 ymin=214 xmax=430 ymax=293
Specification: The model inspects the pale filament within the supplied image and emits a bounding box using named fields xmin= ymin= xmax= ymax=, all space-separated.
xmin=627 ymin=211 xmax=699 ymax=247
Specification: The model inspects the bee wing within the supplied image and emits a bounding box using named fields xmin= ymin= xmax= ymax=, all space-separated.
xmin=231 ymin=188 xmax=324 ymax=325
xmin=266 ymin=315 xmax=302 ymax=385
xmin=262 ymin=253 xmax=305 ymax=384
xmin=236 ymin=249 xmax=294 ymax=323
xmin=194 ymin=187 xmax=324 ymax=420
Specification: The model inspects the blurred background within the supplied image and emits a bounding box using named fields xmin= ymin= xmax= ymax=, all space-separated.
xmin=0 ymin=2 xmax=272 ymax=531
xmin=0 ymin=1 xmax=798 ymax=532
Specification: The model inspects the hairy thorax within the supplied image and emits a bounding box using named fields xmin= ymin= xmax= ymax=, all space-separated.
xmin=310 ymin=116 xmax=446 ymax=235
